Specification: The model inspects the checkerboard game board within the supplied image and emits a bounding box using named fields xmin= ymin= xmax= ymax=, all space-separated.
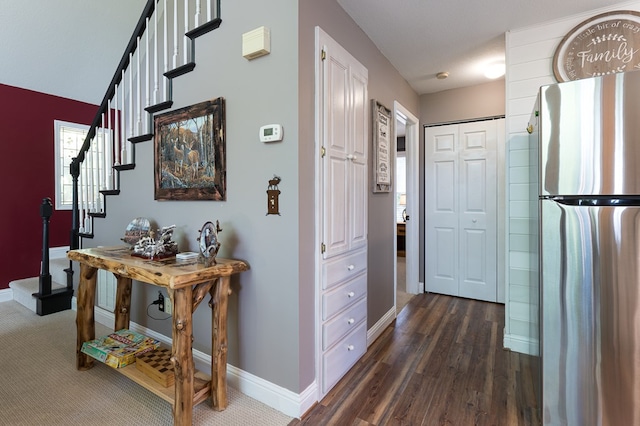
xmin=136 ymin=347 xmax=175 ymax=387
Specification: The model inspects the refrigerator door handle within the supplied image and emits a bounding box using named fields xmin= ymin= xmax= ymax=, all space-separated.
xmin=544 ymin=195 xmax=640 ymax=207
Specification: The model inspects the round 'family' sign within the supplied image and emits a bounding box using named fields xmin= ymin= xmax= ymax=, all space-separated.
xmin=553 ymin=10 xmax=640 ymax=82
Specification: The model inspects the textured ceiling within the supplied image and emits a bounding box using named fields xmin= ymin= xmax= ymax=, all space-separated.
xmin=1 ymin=1 xmax=637 ymax=102
xmin=337 ymin=0 xmax=637 ymax=94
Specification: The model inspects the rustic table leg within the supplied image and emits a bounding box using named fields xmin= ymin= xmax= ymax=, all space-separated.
xmin=171 ymin=286 xmax=195 ymax=426
xmin=114 ymin=275 xmax=132 ymax=331
xmin=76 ymin=263 xmax=97 ymax=370
xmin=210 ymin=276 xmax=231 ymax=410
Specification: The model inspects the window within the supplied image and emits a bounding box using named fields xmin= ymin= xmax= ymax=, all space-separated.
xmin=54 ymin=120 xmax=89 ymax=210
xmin=54 ymin=120 xmax=111 ymax=211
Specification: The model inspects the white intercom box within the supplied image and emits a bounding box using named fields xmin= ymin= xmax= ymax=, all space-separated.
xmin=243 ymin=26 xmax=270 ymax=60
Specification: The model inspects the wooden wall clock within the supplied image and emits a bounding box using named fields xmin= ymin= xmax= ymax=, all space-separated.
xmin=553 ymin=10 xmax=640 ymax=82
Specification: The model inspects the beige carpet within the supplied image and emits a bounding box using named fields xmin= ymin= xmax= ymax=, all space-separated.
xmin=0 ymin=301 xmax=293 ymax=426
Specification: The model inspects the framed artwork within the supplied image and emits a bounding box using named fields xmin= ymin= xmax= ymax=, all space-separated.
xmin=154 ymin=97 xmax=226 ymax=200
xmin=372 ymin=100 xmax=392 ymax=193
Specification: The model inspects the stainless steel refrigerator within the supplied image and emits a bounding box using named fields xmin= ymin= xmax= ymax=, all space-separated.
xmin=538 ymin=70 xmax=640 ymax=425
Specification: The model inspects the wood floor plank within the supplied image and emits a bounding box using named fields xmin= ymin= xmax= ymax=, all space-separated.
xmin=387 ymin=372 xmax=432 ymax=425
xmin=290 ymin=294 xmax=540 ymax=426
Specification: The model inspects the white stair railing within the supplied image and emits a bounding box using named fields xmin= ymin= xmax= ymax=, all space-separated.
xmin=71 ymin=0 xmax=221 ymax=241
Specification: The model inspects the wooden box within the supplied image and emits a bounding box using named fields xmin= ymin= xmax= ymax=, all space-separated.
xmin=135 ymin=347 xmax=175 ymax=387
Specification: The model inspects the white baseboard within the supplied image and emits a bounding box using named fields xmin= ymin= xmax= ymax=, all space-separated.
xmin=0 ymin=288 xmax=13 ymax=303
xmin=503 ymin=332 xmax=539 ymax=356
xmin=367 ymin=306 xmax=395 ymax=346
xmin=226 ymin=365 xmax=317 ymax=418
xmin=418 ymin=281 xmax=425 ymax=293
xmin=74 ymin=297 xmax=313 ymax=419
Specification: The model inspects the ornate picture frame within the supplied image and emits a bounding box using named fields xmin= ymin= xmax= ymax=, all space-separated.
xmin=154 ymin=97 xmax=226 ymax=201
xmin=372 ymin=100 xmax=392 ymax=193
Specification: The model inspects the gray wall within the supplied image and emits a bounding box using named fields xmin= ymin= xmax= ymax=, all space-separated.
xmin=420 ymin=79 xmax=505 ymax=125
xmin=418 ymin=80 xmax=505 ymax=283
xmin=87 ymin=0 xmax=419 ymax=396
xmin=90 ymin=0 xmax=304 ymax=392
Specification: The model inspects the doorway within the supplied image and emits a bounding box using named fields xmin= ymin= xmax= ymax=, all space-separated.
xmin=424 ymin=118 xmax=504 ymax=302
xmin=394 ymin=102 xmax=419 ymax=314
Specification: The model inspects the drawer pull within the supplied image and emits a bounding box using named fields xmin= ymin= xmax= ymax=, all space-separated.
xmin=347 ymin=264 xmax=355 ymax=271
xmin=347 ymin=318 xmax=355 ymax=324
xmin=347 ymin=345 xmax=355 ymax=351
xmin=347 ymin=291 xmax=355 ymax=298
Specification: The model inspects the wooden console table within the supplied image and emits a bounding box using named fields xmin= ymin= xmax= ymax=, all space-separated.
xmin=67 ymin=246 xmax=249 ymax=426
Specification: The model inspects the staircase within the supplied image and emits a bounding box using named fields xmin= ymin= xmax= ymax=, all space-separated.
xmin=69 ymin=0 xmax=222 ymax=266
xmin=10 ymin=250 xmax=69 ymax=313
xmin=12 ymin=0 xmax=223 ymax=314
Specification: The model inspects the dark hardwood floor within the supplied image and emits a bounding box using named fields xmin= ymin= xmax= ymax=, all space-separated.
xmin=290 ymin=293 xmax=540 ymax=426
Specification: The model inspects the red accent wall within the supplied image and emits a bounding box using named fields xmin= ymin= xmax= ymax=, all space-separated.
xmin=0 ymin=84 xmax=97 ymax=289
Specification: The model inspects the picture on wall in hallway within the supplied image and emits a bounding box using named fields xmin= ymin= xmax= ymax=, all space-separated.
xmin=154 ymin=97 xmax=226 ymax=201
xmin=372 ymin=100 xmax=392 ymax=193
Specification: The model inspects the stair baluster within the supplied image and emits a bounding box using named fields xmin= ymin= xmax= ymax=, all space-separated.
xmin=68 ymin=0 xmax=222 ymax=297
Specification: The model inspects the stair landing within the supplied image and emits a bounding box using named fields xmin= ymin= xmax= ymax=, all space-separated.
xmin=9 ymin=277 xmax=67 ymax=313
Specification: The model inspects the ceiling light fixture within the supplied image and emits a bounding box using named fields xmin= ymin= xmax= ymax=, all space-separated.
xmin=484 ymin=63 xmax=505 ymax=79
xmin=436 ymin=71 xmax=449 ymax=80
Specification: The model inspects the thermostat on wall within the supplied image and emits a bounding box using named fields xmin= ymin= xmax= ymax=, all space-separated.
xmin=260 ymin=124 xmax=283 ymax=143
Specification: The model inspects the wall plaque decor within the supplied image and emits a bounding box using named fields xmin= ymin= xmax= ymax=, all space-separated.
xmin=266 ymin=176 xmax=281 ymax=215
xmin=154 ymin=97 xmax=226 ymax=200
xmin=372 ymin=100 xmax=392 ymax=193
xmin=553 ymin=10 xmax=640 ymax=82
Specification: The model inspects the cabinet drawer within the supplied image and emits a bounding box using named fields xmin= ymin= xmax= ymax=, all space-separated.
xmin=322 ymin=273 xmax=366 ymax=321
xmin=322 ymin=250 xmax=367 ymax=290
xmin=322 ymin=298 xmax=366 ymax=351
xmin=322 ymin=322 xmax=366 ymax=394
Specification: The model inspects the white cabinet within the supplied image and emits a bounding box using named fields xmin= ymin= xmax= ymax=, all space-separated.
xmin=317 ymin=27 xmax=368 ymax=398
xmin=320 ymin=248 xmax=367 ymax=394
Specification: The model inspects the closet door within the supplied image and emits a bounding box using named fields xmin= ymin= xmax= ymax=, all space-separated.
xmin=320 ymin=32 xmax=368 ymax=259
xmin=321 ymin=42 xmax=351 ymax=258
xmin=425 ymin=124 xmax=459 ymax=296
xmin=348 ymin=67 xmax=368 ymax=251
xmin=425 ymin=120 xmax=498 ymax=302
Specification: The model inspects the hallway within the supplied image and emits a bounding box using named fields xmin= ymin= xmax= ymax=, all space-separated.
xmin=292 ymin=293 xmax=539 ymax=425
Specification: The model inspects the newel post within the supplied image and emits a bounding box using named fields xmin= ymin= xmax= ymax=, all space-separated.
xmin=39 ymin=198 xmax=53 ymax=295
xmin=70 ymin=157 xmax=80 ymax=251
xmin=33 ymin=197 xmax=72 ymax=316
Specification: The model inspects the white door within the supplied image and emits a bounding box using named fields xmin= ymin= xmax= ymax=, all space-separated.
xmin=320 ymin=32 xmax=368 ymax=259
xmin=425 ymin=120 xmax=499 ymax=302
